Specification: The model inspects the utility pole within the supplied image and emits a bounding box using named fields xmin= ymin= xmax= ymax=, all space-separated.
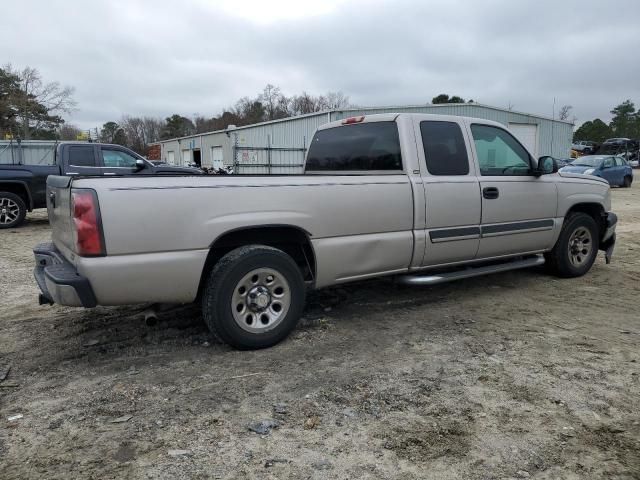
xmin=550 ymin=97 xmax=556 ymax=156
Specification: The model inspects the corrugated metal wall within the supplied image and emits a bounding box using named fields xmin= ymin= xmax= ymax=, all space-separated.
xmin=0 ymin=141 xmax=56 ymax=165
xmin=157 ymin=104 xmax=573 ymax=170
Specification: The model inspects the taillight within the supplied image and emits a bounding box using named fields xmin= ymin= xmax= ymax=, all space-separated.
xmin=342 ymin=116 xmax=365 ymax=125
xmin=71 ymin=189 xmax=105 ymax=256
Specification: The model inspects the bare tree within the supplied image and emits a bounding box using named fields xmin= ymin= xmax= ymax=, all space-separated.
xmin=323 ymin=91 xmax=350 ymax=110
xmin=290 ymin=91 xmax=350 ymax=115
xmin=142 ymin=117 xmax=165 ymax=144
xmin=558 ymin=105 xmax=573 ymax=121
xmin=260 ymin=84 xmax=289 ymax=120
xmin=58 ymin=123 xmax=82 ymax=140
xmin=290 ymin=92 xmax=319 ymax=115
xmin=4 ymin=64 xmax=76 ymax=139
xmin=120 ymin=116 xmax=166 ymax=154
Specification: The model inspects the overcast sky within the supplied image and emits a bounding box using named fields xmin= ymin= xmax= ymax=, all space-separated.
xmin=4 ymin=0 xmax=639 ymax=130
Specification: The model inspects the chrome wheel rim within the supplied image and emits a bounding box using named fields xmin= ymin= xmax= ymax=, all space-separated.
xmin=568 ymin=227 xmax=593 ymax=267
xmin=0 ymin=198 xmax=20 ymax=225
xmin=231 ymin=268 xmax=291 ymax=333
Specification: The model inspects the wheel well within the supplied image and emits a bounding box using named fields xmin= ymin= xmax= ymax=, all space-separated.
xmin=0 ymin=183 xmax=31 ymax=211
xmin=198 ymin=226 xmax=316 ymax=296
xmin=565 ymin=203 xmax=605 ymax=236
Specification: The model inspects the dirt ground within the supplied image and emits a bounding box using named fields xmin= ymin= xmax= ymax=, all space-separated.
xmin=1 ymin=180 xmax=639 ymax=480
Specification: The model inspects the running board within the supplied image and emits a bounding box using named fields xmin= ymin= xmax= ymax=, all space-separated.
xmin=397 ymin=256 xmax=545 ymax=286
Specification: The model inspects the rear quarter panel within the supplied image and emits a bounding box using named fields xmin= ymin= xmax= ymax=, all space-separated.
xmin=71 ymin=174 xmax=414 ymax=303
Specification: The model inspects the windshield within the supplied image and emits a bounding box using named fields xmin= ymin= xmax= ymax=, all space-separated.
xmin=571 ymin=156 xmax=603 ymax=167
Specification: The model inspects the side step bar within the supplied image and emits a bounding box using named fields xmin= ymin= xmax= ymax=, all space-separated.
xmin=397 ymin=256 xmax=545 ymax=286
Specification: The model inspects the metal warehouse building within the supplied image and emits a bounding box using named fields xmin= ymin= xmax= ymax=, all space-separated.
xmin=155 ymin=103 xmax=573 ymax=174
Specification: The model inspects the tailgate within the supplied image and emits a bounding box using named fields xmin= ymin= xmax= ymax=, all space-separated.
xmin=46 ymin=176 xmax=75 ymax=255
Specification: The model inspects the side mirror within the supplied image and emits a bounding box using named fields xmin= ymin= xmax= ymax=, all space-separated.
xmin=535 ymin=156 xmax=558 ymax=176
xmin=134 ymin=159 xmax=146 ymax=172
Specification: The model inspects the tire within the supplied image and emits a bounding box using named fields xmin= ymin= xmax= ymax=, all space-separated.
xmin=545 ymin=212 xmax=599 ymax=278
xmin=622 ymin=175 xmax=632 ymax=188
xmin=201 ymin=245 xmax=306 ymax=349
xmin=0 ymin=192 xmax=27 ymax=229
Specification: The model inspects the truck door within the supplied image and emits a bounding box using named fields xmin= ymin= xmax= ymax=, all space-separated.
xmin=64 ymin=145 xmax=102 ymax=176
xmin=468 ymin=123 xmax=558 ymax=258
xmin=99 ymin=146 xmax=141 ymax=175
xmin=415 ymin=119 xmax=481 ymax=266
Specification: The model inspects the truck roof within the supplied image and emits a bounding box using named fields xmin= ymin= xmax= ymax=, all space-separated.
xmin=316 ymin=113 xmax=505 ymax=131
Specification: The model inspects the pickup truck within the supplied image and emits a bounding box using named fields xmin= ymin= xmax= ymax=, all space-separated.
xmin=0 ymin=142 xmax=200 ymax=228
xmin=34 ymin=114 xmax=618 ymax=349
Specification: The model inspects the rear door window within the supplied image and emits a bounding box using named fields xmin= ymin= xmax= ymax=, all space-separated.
xmin=420 ymin=121 xmax=469 ymax=175
xmin=306 ymin=121 xmax=402 ymax=172
xmin=68 ymin=146 xmax=97 ymax=167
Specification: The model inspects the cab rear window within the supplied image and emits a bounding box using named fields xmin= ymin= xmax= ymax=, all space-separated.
xmin=306 ymin=122 xmax=402 ymax=172
xmin=68 ymin=146 xmax=96 ymax=167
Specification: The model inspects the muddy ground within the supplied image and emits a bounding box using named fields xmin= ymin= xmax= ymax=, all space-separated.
xmin=1 ymin=180 xmax=639 ymax=480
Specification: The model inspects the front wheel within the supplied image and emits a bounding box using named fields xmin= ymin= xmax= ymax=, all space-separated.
xmin=202 ymin=245 xmax=306 ymax=349
xmin=545 ymin=212 xmax=599 ymax=278
xmin=0 ymin=192 xmax=27 ymax=229
xmin=622 ymin=175 xmax=632 ymax=188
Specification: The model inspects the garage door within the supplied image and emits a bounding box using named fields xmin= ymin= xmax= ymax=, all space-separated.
xmin=210 ymin=146 xmax=224 ymax=170
xmin=167 ymin=151 xmax=175 ymax=164
xmin=508 ymin=124 xmax=538 ymax=158
xmin=182 ymin=149 xmax=190 ymax=166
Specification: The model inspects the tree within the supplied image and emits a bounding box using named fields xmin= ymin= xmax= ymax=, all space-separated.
xmin=100 ymin=121 xmax=126 ymax=145
xmin=156 ymin=86 xmax=351 ymax=140
xmin=260 ymin=84 xmax=289 ymax=120
xmin=3 ymin=64 xmax=76 ymax=139
xmin=290 ymin=92 xmax=319 ymax=115
xmin=432 ymin=94 xmax=465 ymax=104
xmin=558 ymin=105 xmax=573 ymax=121
xmin=234 ymin=97 xmax=266 ymax=125
xmin=0 ymin=67 xmax=21 ymax=136
xmin=161 ymin=114 xmax=195 ymax=139
xmin=322 ymin=91 xmax=350 ymax=110
xmin=573 ymin=119 xmax=613 ymax=143
xmin=58 ymin=123 xmax=82 ymax=140
xmin=120 ymin=116 xmax=165 ymax=154
xmin=609 ymin=100 xmax=637 ymax=138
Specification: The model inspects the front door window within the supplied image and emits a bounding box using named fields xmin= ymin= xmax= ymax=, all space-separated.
xmin=471 ymin=125 xmax=532 ymax=176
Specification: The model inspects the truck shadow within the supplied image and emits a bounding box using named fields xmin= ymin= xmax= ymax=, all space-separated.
xmin=35 ymin=266 xmax=552 ymax=372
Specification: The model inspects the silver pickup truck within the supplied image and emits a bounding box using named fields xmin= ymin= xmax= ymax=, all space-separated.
xmin=34 ymin=113 xmax=617 ymax=349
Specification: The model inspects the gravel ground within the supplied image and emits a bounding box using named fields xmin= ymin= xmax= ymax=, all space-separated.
xmin=1 ymin=180 xmax=639 ymax=479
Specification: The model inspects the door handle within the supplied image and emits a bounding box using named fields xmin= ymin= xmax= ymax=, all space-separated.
xmin=483 ymin=187 xmax=499 ymax=199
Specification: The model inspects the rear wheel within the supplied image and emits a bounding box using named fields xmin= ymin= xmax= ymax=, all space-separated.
xmin=622 ymin=175 xmax=632 ymax=188
xmin=0 ymin=192 xmax=27 ymax=229
xmin=201 ymin=245 xmax=305 ymax=349
xmin=545 ymin=212 xmax=599 ymax=278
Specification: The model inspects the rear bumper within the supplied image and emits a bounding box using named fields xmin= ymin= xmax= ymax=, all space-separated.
xmin=33 ymin=242 xmax=96 ymax=308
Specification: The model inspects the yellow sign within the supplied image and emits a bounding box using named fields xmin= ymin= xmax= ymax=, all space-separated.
xmin=76 ymin=131 xmax=89 ymax=141
xmin=4 ymin=133 xmax=13 ymax=140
